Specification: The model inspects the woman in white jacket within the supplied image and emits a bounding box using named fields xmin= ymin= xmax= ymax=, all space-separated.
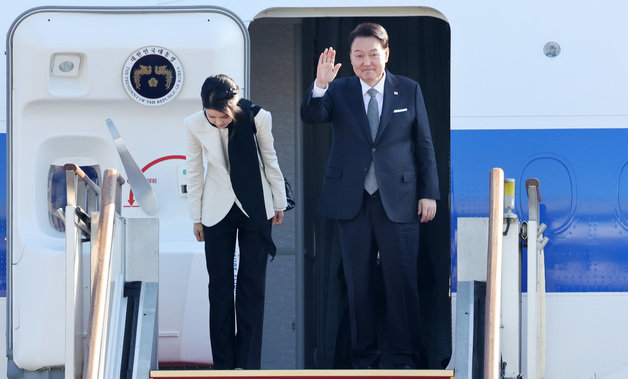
xmin=185 ymin=74 xmax=287 ymax=369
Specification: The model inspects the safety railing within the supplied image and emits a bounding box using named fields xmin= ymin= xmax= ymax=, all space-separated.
xmin=455 ymin=170 xmax=546 ymax=379
xmin=481 ymin=172 xmax=546 ymax=379
xmin=64 ymin=163 xmax=106 ymax=378
xmin=484 ymin=168 xmax=505 ymax=379
xmin=83 ymin=168 xmax=125 ymax=379
xmin=524 ymin=178 xmax=547 ymax=379
xmin=64 ymin=163 xmax=100 ymax=217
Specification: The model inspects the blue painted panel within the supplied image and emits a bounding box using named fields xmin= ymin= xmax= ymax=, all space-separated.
xmin=0 ymin=134 xmax=6 ymax=297
xmin=452 ymin=129 xmax=628 ymax=292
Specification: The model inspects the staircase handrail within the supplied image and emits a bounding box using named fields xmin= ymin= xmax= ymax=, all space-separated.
xmin=484 ymin=168 xmax=505 ymax=379
xmin=82 ymin=168 xmax=125 ymax=379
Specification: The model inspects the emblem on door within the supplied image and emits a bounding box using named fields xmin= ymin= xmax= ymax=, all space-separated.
xmin=122 ymin=46 xmax=183 ymax=106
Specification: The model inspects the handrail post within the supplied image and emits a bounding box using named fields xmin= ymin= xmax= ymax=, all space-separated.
xmin=484 ymin=168 xmax=505 ymax=379
xmin=64 ymin=166 xmax=87 ymax=379
xmin=65 ymin=167 xmax=78 ymax=207
xmin=525 ymin=178 xmax=545 ymax=379
xmin=501 ymin=178 xmax=521 ymax=378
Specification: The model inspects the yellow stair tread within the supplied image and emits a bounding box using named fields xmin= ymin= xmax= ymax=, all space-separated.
xmin=150 ymin=369 xmax=454 ymax=378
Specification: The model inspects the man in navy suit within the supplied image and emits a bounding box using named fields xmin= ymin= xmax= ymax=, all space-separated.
xmin=301 ymin=22 xmax=440 ymax=369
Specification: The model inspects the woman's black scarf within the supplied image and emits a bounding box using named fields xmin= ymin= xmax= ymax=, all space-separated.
xmin=227 ymin=99 xmax=276 ymax=257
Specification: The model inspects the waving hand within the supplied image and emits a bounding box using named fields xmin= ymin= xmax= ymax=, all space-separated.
xmin=316 ymin=47 xmax=342 ymax=89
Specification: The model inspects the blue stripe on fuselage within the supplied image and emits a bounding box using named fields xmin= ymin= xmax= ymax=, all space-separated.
xmin=1 ymin=128 xmax=626 ymax=295
xmin=452 ymin=128 xmax=628 ymax=292
xmin=0 ymin=133 xmax=6 ymax=297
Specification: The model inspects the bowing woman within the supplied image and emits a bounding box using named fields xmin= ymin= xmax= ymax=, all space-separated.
xmin=185 ymin=74 xmax=287 ymax=369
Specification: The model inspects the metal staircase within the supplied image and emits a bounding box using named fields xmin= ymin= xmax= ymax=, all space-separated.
xmin=56 ymin=167 xmax=548 ymax=379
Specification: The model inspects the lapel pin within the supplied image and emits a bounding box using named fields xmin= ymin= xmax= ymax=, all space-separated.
xmin=393 ymin=91 xmax=399 ymax=95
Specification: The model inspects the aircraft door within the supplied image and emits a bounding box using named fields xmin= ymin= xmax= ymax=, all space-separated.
xmin=7 ymin=7 xmax=249 ymax=371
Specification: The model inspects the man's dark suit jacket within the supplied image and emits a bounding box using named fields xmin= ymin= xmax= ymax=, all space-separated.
xmin=301 ymin=71 xmax=440 ymax=223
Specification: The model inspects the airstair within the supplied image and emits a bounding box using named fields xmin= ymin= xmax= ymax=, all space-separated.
xmin=9 ymin=167 xmax=547 ymax=379
xmin=6 ymin=163 xmax=160 ymax=378
xmin=454 ymin=170 xmax=547 ymax=379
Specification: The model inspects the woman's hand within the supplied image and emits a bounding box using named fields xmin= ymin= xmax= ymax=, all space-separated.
xmin=272 ymin=210 xmax=284 ymax=225
xmin=193 ymin=222 xmax=204 ymax=242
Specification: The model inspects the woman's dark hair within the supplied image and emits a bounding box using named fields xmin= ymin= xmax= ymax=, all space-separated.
xmin=348 ymin=22 xmax=389 ymax=50
xmin=201 ymin=74 xmax=241 ymax=120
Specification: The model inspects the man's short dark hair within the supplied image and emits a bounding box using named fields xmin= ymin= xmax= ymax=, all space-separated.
xmin=348 ymin=22 xmax=389 ymax=50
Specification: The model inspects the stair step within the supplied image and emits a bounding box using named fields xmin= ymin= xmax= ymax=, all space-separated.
xmin=149 ymin=369 xmax=454 ymax=379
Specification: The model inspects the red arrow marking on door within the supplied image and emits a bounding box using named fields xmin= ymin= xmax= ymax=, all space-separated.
xmin=128 ymin=189 xmax=136 ymax=206
xmin=125 ymin=155 xmax=186 ymax=207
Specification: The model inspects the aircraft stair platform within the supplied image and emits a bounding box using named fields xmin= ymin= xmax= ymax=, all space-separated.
xmin=149 ymin=369 xmax=455 ymax=379
xmin=9 ymin=159 xmax=536 ymax=379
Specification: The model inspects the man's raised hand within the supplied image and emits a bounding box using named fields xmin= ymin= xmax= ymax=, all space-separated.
xmin=316 ymin=47 xmax=342 ymax=89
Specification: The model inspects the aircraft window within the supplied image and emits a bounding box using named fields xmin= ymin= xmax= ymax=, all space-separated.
xmin=48 ymin=164 xmax=100 ymax=232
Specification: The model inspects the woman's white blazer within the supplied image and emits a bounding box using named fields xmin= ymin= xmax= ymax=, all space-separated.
xmin=185 ymin=108 xmax=287 ymax=227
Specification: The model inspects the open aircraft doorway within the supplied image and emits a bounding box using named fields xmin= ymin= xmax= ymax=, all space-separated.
xmin=249 ymin=10 xmax=451 ymax=369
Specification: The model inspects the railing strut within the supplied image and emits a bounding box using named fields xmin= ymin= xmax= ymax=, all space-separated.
xmin=525 ymin=178 xmax=545 ymax=379
xmin=484 ymin=168 xmax=505 ymax=379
